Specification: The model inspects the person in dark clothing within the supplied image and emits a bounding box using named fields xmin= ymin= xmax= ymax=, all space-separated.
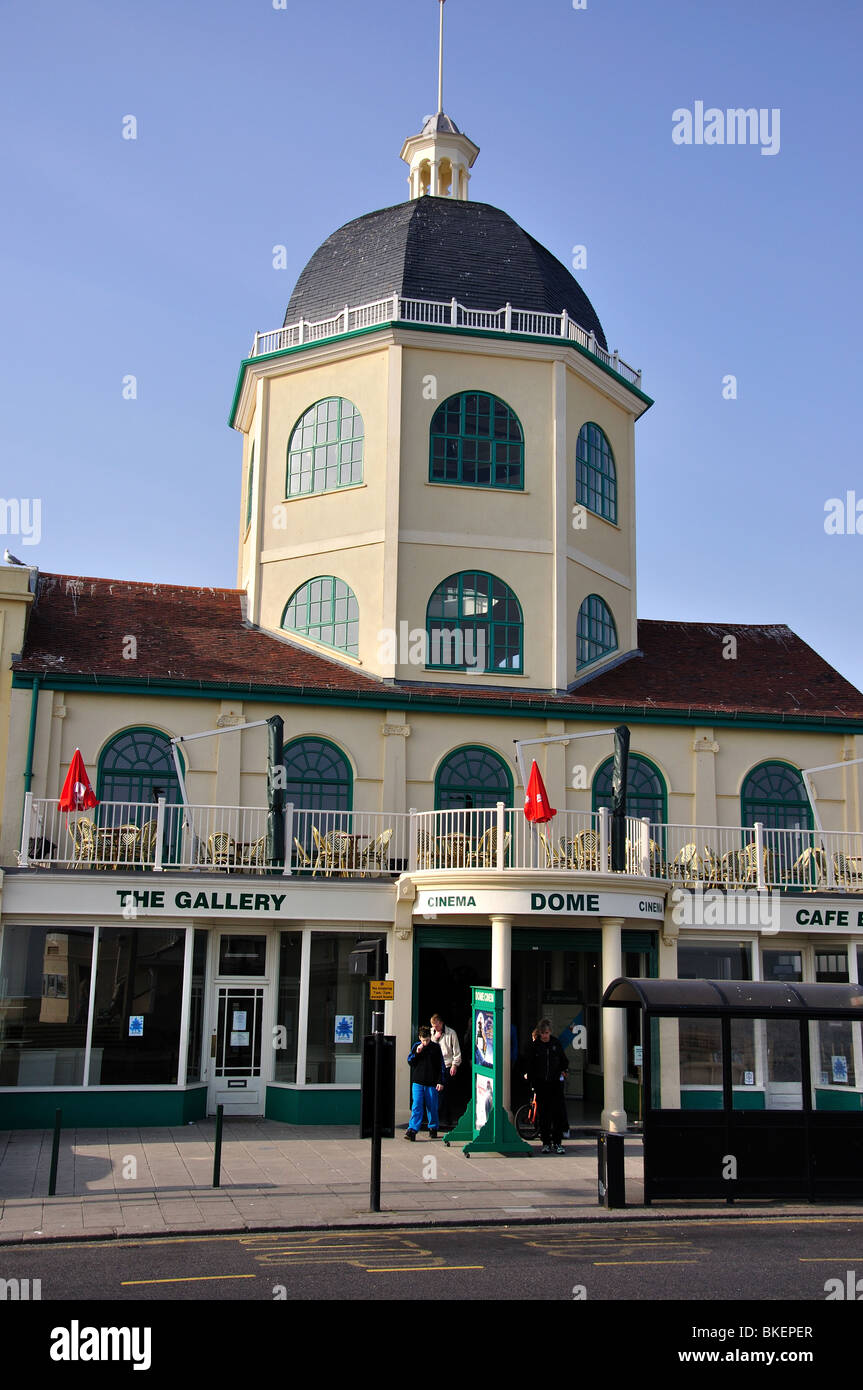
xmin=404 ymin=1025 xmax=445 ymax=1139
xmin=523 ymin=1017 xmax=569 ymax=1153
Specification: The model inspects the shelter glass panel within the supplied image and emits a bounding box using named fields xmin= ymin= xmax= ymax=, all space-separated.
xmin=0 ymin=925 xmax=94 ymax=1086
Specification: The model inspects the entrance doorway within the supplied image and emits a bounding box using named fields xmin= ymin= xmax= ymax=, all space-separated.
xmin=208 ymin=932 xmax=271 ymax=1116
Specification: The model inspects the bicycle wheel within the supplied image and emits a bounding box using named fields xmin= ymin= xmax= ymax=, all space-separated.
xmin=515 ymin=1103 xmax=539 ymax=1141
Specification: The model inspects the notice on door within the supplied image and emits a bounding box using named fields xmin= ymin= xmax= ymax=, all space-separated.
xmin=233 ymin=1011 xmax=247 ymax=1031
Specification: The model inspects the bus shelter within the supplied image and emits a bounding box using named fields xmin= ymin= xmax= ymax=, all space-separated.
xmin=603 ymin=978 xmax=863 ymax=1203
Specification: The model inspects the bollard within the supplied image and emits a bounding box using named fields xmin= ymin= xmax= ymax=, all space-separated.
xmin=212 ymin=1104 xmax=224 ymax=1188
xmin=597 ymin=1131 xmax=626 ymax=1208
xmin=48 ymin=1108 xmax=62 ymax=1197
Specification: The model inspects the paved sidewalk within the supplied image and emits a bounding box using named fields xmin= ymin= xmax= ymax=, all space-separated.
xmin=0 ymin=1120 xmax=859 ymax=1242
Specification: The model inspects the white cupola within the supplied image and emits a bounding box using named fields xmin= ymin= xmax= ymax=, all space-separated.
xmin=399 ymin=0 xmax=479 ymax=200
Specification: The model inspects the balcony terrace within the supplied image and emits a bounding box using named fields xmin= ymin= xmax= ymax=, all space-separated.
xmin=16 ymin=796 xmax=863 ymax=892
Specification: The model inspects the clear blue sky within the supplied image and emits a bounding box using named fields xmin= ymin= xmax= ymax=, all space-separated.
xmin=2 ymin=0 xmax=861 ymax=689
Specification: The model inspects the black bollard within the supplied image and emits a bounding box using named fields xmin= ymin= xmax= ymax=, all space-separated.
xmin=213 ymin=1104 xmax=224 ymax=1188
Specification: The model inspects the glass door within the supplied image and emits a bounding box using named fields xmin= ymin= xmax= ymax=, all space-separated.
xmin=208 ymin=933 xmax=270 ymax=1117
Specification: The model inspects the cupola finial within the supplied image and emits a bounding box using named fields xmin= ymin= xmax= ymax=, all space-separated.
xmin=437 ymin=0 xmax=445 ymax=115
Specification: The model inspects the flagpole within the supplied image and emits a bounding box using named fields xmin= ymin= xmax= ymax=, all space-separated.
xmin=437 ymin=0 xmax=445 ymax=114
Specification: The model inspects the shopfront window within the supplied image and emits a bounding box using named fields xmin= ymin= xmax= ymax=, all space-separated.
xmin=186 ymin=930 xmax=208 ymax=1083
xmin=306 ymin=933 xmax=373 ymax=1084
xmin=274 ymin=933 xmax=302 ymax=1083
xmin=763 ymin=950 xmax=803 ymax=983
xmin=88 ymin=928 xmax=185 ymax=1085
xmin=0 ymin=925 xmax=94 ymax=1086
xmin=678 ymin=944 xmax=752 ymax=980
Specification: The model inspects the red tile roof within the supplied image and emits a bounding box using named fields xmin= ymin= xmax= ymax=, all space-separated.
xmin=13 ymin=573 xmax=863 ymax=722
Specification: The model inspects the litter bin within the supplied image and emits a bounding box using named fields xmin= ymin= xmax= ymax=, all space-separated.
xmin=597 ymin=1131 xmax=626 ymax=1208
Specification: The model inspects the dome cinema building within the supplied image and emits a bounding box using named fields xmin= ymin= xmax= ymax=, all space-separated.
xmin=3 ymin=67 xmax=863 ymax=1134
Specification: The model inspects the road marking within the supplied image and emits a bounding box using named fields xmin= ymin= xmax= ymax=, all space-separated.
xmin=594 ymin=1259 xmax=699 ymax=1266
xmin=367 ymin=1265 xmax=484 ymax=1273
xmin=121 ymin=1274 xmax=257 ymax=1286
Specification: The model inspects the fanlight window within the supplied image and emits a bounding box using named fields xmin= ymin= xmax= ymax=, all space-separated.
xmin=426 ymin=572 xmax=523 ymax=672
xmin=576 ymin=594 xmax=617 ymax=669
xmin=429 ymin=392 xmax=524 ymax=489
xmin=282 ymin=577 xmax=359 ymax=657
xmin=576 ymin=422 xmax=617 ymax=523
xmin=286 ymin=398 xmax=363 ymax=497
xmin=435 ymin=746 xmax=513 ymax=810
xmin=283 ymin=738 xmax=352 ymax=811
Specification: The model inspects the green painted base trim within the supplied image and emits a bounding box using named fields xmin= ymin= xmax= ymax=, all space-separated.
xmin=0 ymin=1088 xmax=207 ymax=1129
xmin=583 ymin=1071 xmax=604 ymax=1105
xmin=815 ymin=1088 xmax=863 ymax=1111
xmin=681 ymin=1090 xmax=724 ymax=1110
xmin=623 ymin=1078 xmax=643 ymax=1113
xmin=732 ymin=1090 xmax=766 ymax=1110
xmin=264 ymin=1085 xmax=360 ymax=1125
xmin=461 ymin=1110 xmax=532 ymax=1156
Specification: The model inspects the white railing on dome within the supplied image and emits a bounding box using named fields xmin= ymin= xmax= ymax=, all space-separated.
xmin=19 ymin=796 xmax=863 ymax=888
xmin=249 ymin=295 xmax=643 ymax=388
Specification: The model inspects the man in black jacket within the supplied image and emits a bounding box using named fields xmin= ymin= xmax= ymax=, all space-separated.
xmin=405 ymin=1025 xmax=446 ymax=1139
xmin=523 ymin=1018 xmax=569 ymax=1153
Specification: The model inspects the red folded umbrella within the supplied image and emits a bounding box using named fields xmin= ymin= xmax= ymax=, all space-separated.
xmin=58 ymin=749 xmax=99 ymax=811
xmin=523 ymin=760 xmax=556 ymax=824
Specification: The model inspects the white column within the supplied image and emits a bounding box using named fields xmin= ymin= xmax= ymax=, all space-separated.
xmin=491 ymin=915 xmax=513 ymax=1115
xmin=601 ymin=916 xmax=627 ymax=1130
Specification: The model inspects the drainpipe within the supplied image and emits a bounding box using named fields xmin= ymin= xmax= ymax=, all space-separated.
xmin=20 ymin=674 xmax=41 ymax=841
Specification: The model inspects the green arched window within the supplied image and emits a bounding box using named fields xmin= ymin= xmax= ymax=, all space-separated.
xmin=435 ymin=746 xmax=513 ymax=810
xmin=282 ymin=577 xmax=359 ymax=657
xmin=245 ymin=441 xmax=255 ymax=531
xmin=576 ymin=422 xmax=617 ymax=523
xmin=98 ymin=728 xmax=183 ymax=807
xmin=577 ymin=594 xmax=617 ymax=669
xmin=429 ymin=391 xmax=524 ymax=489
xmin=593 ymin=754 xmax=666 ymax=826
xmin=741 ymin=762 xmax=812 ymax=830
xmin=286 ymin=398 xmax=363 ymax=497
xmin=283 ymin=738 xmax=352 ymax=811
xmin=426 ymin=572 xmax=523 ymax=672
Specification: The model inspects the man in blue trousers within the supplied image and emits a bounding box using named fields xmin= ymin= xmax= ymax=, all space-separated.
xmin=404 ymin=1025 xmax=445 ymax=1140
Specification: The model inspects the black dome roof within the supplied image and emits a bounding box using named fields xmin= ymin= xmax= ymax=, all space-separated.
xmin=284 ymin=197 xmax=607 ymax=351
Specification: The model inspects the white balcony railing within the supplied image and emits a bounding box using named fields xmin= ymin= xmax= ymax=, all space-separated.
xmin=16 ymin=795 xmax=863 ymax=889
xmin=249 ymin=294 xmax=643 ymax=389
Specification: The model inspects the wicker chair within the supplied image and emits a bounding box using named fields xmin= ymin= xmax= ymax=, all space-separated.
xmin=139 ymin=818 xmax=160 ymax=865
xmin=833 ymin=852 xmax=862 ymax=889
xmin=415 ymin=829 xmax=435 ymax=869
xmin=244 ymin=835 xmax=269 ymax=872
xmin=437 ymin=833 xmax=472 ymax=868
xmin=472 ymin=826 xmax=511 ymax=868
xmin=68 ymin=817 xmax=96 ymax=868
xmin=293 ymin=837 xmax=312 ymax=871
xmin=539 ymin=830 xmax=565 ymax=868
xmin=207 ymin=833 xmax=236 ymax=869
xmin=668 ymin=842 xmax=703 ymax=882
xmin=311 ymin=826 xmax=327 ymax=876
xmin=359 ymin=827 xmax=393 ymax=878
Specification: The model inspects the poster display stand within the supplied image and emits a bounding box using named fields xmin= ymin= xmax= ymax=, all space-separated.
xmin=444 ymin=986 xmax=531 ymax=1156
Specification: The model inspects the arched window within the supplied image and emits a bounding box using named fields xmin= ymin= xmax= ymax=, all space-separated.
xmin=741 ymin=762 xmax=812 ymax=830
xmin=429 ymin=391 xmax=524 ymax=489
xmin=283 ymin=738 xmax=352 ymax=811
xmin=577 ymin=594 xmax=617 ymax=669
xmin=286 ymin=398 xmax=363 ymax=498
xmin=98 ymin=728 xmax=182 ymax=807
xmin=245 ymin=441 xmax=255 ymax=531
xmin=435 ymin=746 xmax=513 ymax=810
xmin=282 ymin=577 xmax=359 ymax=657
xmin=426 ymin=572 xmax=523 ymax=671
xmin=593 ymin=754 xmax=666 ymax=827
xmin=576 ymin=422 xmax=617 ymax=523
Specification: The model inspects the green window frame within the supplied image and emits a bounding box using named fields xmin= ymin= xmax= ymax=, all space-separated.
xmin=576 ymin=422 xmax=617 ymax=523
xmin=577 ymin=594 xmax=617 ymax=669
xmin=426 ymin=571 xmax=523 ymax=672
xmin=97 ymin=726 xmax=183 ymax=807
xmin=429 ymin=391 xmax=524 ymax=489
xmin=741 ymin=761 xmax=813 ymax=831
xmin=283 ymin=737 xmax=353 ymax=811
xmin=435 ymin=745 xmax=513 ymax=810
xmin=245 ymin=441 xmax=255 ymax=532
xmin=286 ymin=398 xmax=363 ymax=498
xmin=282 ymin=576 xmax=359 ymax=657
xmin=593 ymin=753 xmax=667 ymax=827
